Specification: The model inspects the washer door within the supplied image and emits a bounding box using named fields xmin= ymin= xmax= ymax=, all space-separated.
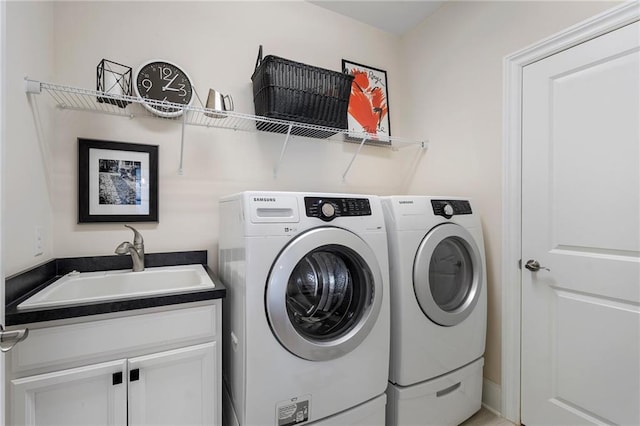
xmin=413 ymin=223 xmax=483 ymax=327
xmin=266 ymin=227 xmax=383 ymax=361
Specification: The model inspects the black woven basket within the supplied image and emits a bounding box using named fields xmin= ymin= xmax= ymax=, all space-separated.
xmin=251 ymin=46 xmax=354 ymax=138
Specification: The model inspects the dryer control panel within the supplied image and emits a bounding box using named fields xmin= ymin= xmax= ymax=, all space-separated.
xmin=432 ymin=200 xmax=472 ymax=218
xmin=305 ymin=197 xmax=371 ymax=221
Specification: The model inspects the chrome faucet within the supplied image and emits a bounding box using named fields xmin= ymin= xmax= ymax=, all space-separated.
xmin=115 ymin=225 xmax=145 ymax=272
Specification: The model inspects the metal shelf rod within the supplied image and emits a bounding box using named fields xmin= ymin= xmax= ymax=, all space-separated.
xmin=274 ymin=124 xmax=293 ymax=178
xmin=179 ymin=109 xmax=187 ymax=175
xmin=342 ymin=137 xmax=368 ymax=182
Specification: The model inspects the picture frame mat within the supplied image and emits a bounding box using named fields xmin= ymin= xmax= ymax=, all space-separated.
xmin=89 ymin=148 xmax=150 ymax=216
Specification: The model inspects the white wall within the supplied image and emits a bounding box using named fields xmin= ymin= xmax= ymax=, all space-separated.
xmin=4 ymin=1 xmax=55 ymax=276
xmin=4 ymin=1 xmax=421 ymax=276
xmin=1 ymin=0 xmax=5 ymax=417
xmin=401 ymin=0 xmax=618 ymax=387
xmin=47 ymin=1 xmax=418 ymax=270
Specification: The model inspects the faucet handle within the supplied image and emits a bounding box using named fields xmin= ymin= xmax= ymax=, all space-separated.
xmin=124 ymin=225 xmax=144 ymax=247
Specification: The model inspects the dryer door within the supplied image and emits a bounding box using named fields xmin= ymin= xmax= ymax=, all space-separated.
xmin=266 ymin=227 xmax=383 ymax=361
xmin=413 ymin=223 xmax=483 ymax=327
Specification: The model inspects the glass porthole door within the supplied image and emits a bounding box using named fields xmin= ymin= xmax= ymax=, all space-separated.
xmin=413 ymin=223 xmax=483 ymax=327
xmin=266 ymin=227 xmax=383 ymax=361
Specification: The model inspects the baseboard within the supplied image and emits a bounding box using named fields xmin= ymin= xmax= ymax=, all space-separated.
xmin=482 ymin=378 xmax=502 ymax=416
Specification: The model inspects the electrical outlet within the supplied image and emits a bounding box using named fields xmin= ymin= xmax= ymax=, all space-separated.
xmin=34 ymin=226 xmax=44 ymax=256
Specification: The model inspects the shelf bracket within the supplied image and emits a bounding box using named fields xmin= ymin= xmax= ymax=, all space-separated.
xmin=178 ymin=109 xmax=187 ymax=175
xmin=24 ymin=78 xmax=42 ymax=94
xmin=342 ymin=136 xmax=367 ymax=181
xmin=273 ymin=124 xmax=293 ymax=178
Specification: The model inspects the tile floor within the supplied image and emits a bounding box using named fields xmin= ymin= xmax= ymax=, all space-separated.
xmin=460 ymin=407 xmax=516 ymax=426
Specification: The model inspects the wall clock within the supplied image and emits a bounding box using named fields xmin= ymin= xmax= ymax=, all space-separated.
xmin=134 ymin=60 xmax=194 ymax=118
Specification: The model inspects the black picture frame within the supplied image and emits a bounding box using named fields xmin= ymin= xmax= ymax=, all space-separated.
xmin=78 ymin=138 xmax=158 ymax=223
xmin=342 ymin=59 xmax=391 ymax=144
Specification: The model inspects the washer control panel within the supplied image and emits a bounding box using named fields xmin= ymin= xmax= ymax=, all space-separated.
xmin=305 ymin=197 xmax=372 ymax=221
xmin=431 ymin=199 xmax=472 ymax=218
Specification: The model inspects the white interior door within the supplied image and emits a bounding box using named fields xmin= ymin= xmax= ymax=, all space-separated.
xmin=521 ymin=20 xmax=640 ymax=425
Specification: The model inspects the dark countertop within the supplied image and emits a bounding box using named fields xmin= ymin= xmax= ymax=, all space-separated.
xmin=5 ymin=250 xmax=226 ymax=326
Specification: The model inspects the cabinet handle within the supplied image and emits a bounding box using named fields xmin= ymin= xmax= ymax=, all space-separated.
xmin=130 ymin=368 xmax=140 ymax=382
xmin=112 ymin=372 xmax=123 ymax=385
xmin=0 ymin=325 xmax=29 ymax=353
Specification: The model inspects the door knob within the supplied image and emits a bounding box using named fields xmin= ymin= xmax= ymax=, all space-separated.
xmin=525 ymin=259 xmax=550 ymax=272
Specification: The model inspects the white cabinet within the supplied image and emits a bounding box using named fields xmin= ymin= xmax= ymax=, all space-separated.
xmin=7 ymin=302 xmax=221 ymax=426
xmin=128 ymin=343 xmax=216 ymax=426
xmin=11 ymin=359 xmax=128 ymax=426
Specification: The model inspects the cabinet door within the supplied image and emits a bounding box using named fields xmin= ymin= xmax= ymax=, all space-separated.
xmin=10 ymin=359 xmax=127 ymax=426
xmin=128 ymin=342 xmax=217 ymax=426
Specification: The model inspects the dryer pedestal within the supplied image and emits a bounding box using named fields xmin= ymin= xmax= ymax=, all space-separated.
xmin=386 ymin=358 xmax=484 ymax=426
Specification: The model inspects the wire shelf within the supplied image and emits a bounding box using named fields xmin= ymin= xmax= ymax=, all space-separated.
xmin=25 ymin=78 xmax=428 ymax=178
xmin=25 ymin=79 xmax=426 ymax=149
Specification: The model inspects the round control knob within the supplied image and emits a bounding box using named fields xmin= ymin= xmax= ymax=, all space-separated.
xmin=320 ymin=202 xmax=336 ymax=219
xmin=443 ymin=203 xmax=454 ymax=216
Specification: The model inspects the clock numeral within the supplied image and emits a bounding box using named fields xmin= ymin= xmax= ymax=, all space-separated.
xmin=178 ymin=84 xmax=187 ymax=97
xmin=160 ymin=66 xmax=173 ymax=81
xmin=141 ymin=78 xmax=153 ymax=93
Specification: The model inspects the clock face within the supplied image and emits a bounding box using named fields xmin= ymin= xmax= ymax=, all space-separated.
xmin=135 ymin=60 xmax=193 ymax=117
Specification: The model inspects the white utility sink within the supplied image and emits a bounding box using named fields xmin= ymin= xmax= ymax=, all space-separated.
xmin=17 ymin=264 xmax=215 ymax=311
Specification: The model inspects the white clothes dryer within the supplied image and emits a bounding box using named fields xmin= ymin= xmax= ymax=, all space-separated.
xmin=219 ymin=191 xmax=390 ymax=426
xmin=381 ymin=196 xmax=487 ymax=425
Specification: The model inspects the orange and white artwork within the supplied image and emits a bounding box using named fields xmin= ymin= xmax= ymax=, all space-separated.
xmin=342 ymin=60 xmax=390 ymax=142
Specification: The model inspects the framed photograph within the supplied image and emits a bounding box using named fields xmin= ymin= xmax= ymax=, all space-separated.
xmin=342 ymin=59 xmax=391 ymax=143
xmin=78 ymin=138 xmax=158 ymax=223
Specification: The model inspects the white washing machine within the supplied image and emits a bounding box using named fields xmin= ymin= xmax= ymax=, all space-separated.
xmin=381 ymin=196 xmax=487 ymax=426
xmin=218 ymin=191 xmax=390 ymax=426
